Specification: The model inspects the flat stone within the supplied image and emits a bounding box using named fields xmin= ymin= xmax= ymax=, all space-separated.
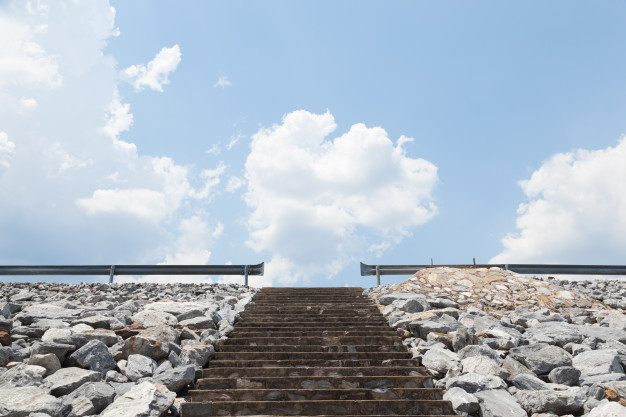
xmin=151 ymin=364 xmax=195 ymax=393
xmin=548 ymin=366 xmax=581 ymax=386
xmin=511 ymin=373 xmax=550 ymax=390
xmin=123 ymin=327 xmax=178 ymax=360
xmin=125 ymin=354 xmax=157 ymax=382
xmin=379 ymin=292 xmax=428 ymax=305
xmin=99 ymin=382 xmax=176 ymax=417
xmin=26 ymin=354 xmax=61 ymax=375
xmin=0 ymin=386 xmax=61 ymax=417
xmin=62 ymin=382 xmax=116 ymax=414
xmin=526 ymin=322 xmax=626 ymax=346
xmin=443 ymin=386 xmax=479 ymax=414
xmin=573 ymin=349 xmax=623 ymax=377
xmin=474 ymin=389 xmax=527 ymax=417
xmin=131 ymin=310 xmax=177 ymax=328
xmin=32 ymin=342 xmax=75 ymax=361
xmin=178 ymin=316 xmax=215 ymax=329
xmin=457 ymin=344 xmax=503 ymax=365
xmin=461 ymin=356 xmax=508 ymax=380
xmin=68 ymin=397 xmax=95 ymax=417
xmin=41 ymin=328 xmax=72 ymax=343
xmin=508 ymin=343 xmax=572 ymax=375
xmin=42 ymin=367 xmax=100 ymax=396
xmin=588 ymin=401 xmax=626 ymax=417
xmin=421 ymin=347 xmax=459 ymax=374
xmin=67 ymin=340 xmax=116 ymax=373
xmin=78 ymin=329 xmax=119 ymax=347
xmin=0 ymin=363 xmax=47 ymax=388
xmin=446 ymin=373 xmax=507 ymax=393
xmin=143 ymin=301 xmax=212 ymax=316
xmin=514 ymin=389 xmax=585 ymax=415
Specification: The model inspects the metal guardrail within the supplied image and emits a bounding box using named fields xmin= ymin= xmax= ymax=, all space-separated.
xmin=360 ymin=262 xmax=626 ymax=285
xmin=0 ymin=263 xmax=265 ymax=285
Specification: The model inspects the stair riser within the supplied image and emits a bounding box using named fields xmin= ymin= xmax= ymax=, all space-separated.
xmin=213 ymin=352 xmax=412 ymax=360
xmin=190 ymin=388 xmax=442 ymax=402
xmin=222 ymin=336 xmax=403 ymax=345
xmin=208 ymin=359 xmax=421 ymax=368
xmin=201 ymin=367 xmax=427 ymax=378
xmin=197 ymin=376 xmax=432 ymax=390
xmin=221 ymin=345 xmax=406 ymax=353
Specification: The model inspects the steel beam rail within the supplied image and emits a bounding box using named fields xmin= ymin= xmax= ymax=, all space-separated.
xmin=360 ymin=262 xmax=626 ymax=286
xmin=0 ymin=263 xmax=264 ymax=285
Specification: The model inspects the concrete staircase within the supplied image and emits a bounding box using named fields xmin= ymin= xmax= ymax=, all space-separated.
xmin=182 ymin=287 xmax=455 ymax=417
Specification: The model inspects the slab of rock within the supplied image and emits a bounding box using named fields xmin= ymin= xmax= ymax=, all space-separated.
xmin=421 ymin=347 xmax=459 ymax=374
xmin=379 ymin=292 xmax=428 ymax=305
xmin=126 ymin=354 xmax=157 ymax=382
xmin=457 ymin=344 xmax=502 ymax=365
xmin=409 ymin=314 xmax=462 ymax=340
xmin=461 ymin=356 xmax=508 ymax=380
xmin=26 ymin=353 xmax=61 ymax=375
xmin=99 ymin=382 xmax=176 ymax=417
xmin=588 ymin=401 xmax=626 ymax=416
xmin=514 ymin=389 xmax=585 ymax=415
xmin=446 ymin=373 xmax=507 ymax=393
xmin=68 ymin=397 xmax=95 ymax=417
xmin=143 ymin=301 xmax=211 ymax=316
xmin=443 ymin=386 xmax=479 ymax=414
xmin=0 ymin=346 xmax=23 ymax=367
xmin=474 ymin=389 xmax=527 ymax=417
xmin=548 ymin=366 xmax=581 ymax=386
xmin=78 ymin=329 xmax=119 ymax=347
xmin=508 ymin=343 xmax=572 ymax=375
xmin=0 ymin=363 xmax=47 ymax=388
xmin=67 ymin=340 xmax=116 ymax=373
xmin=511 ymin=373 xmax=550 ymax=390
xmin=32 ymin=342 xmax=75 ymax=360
xmin=62 ymin=382 xmax=116 ymax=414
xmin=41 ymin=328 xmax=72 ymax=343
xmin=151 ymin=364 xmax=195 ymax=392
xmin=573 ymin=349 xmax=623 ymax=377
xmin=526 ymin=321 xmax=626 ymax=346
xmin=0 ymin=386 xmax=61 ymax=417
xmin=16 ymin=304 xmax=82 ymax=324
xmin=123 ymin=327 xmax=178 ymax=360
xmin=180 ymin=343 xmax=214 ymax=369
xmin=42 ymin=367 xmax=100 ymax=396
xmin=178 ymin=316 xmax=216 ymax=329
xmin=131 ymin=310 xmax=177 ymax=328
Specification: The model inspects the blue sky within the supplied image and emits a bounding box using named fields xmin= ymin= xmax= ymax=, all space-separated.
xmin=1 ymin=1 xmax=625 ymax=287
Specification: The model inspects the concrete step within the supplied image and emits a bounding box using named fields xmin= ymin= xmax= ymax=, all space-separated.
xmin=222 ymin=336 xmax=404 ymax=346
xmin=181 ymin=399 xmax=454 ymax=416
xmin=228 ymin=330 xmax=398 ymax=338
xmin=208 ymin=359 xmax=421 ymax=368
xmin=196 ymin=375 xmax=433 ymax=390
xmin=200 ymin=366 xmax=428 ymax=378
xmin=212 ymin=352 xmax=413 ymax=361
xmin=189 ymin=388 xmax=442 ymax=402
xmin=220 ymin=345 xmax=407 ymax=353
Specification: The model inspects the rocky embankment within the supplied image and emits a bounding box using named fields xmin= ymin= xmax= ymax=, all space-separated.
xmin=0 ymin=281 xmax=256 ymax=417
xmin=365 ymin=267 xmax=626 ymax=417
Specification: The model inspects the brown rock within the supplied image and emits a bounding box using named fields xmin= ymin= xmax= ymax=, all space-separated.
xmin=0 ymin=331 xmax=11 ymax=346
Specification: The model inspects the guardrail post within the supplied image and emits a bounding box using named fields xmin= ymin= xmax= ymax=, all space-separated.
xmin=244 ymin=265 xmax=249 ymax=286
xmin=109 ymin=265 xmax=115 ymax=284
xmin=375 ymin=265 xmax=380 ymax=286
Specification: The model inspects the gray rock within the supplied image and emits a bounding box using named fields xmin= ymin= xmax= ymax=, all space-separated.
xmin=99 ymin=382 xmax=176 ymax=417
xmin=451 ymin=327 xmax=476 ymax=352
xmin=105 ymin=370 xmax=128 ymax=383
xmin=421 ymin=348 xmax=459 ymax=375
xmin=11 ymin=326 xmax=47 ymax=338
xmin=109 ymin=381 xmax=135 ymax=398
xmin=78 ymin=329 xmax=119 ymax=347
xmin=122 ymin=327 xmax=178 ymax=360
xmin=0 ymin=363 xmax=47 ymax=388
xmin=175 ymin=309 xmax=205 ymax=322
xmin=67 ymin=340 xmax=116 ymax=373
xmin=573 ymin=349 xmax=623 ymax=377
xmin=391 ymin=298 xmax=429 ymax=313
xmin=178 ymin=316 xmax=215 ymax=329
xmin=0 ymin=346 xmax=23 ymax=367
xmin=428 ymin=298 xmax=458 ymax=309
xmin=151 ymin=364 xmax=195 ymax=393
xmin=16 ymin=304 xmax=82 ymax=324
xmin=446 ymin=373 xmax=507 ymax=393
xmin=443 ymin=386 xmax=479 ymax=414
xmin=461 ymin=356 xmax=508 ymax=380
xmin=63 ymin=382 xmax=116 ymax=414
xmin=180 ymin=327 xmax=201 ymax=341
xmin=169 ymin=351 xmax=183 ymax=368
xmin=548 ymin=366 xmax=581 ymax=386
xmin=154 ymin=360 xmax=173 ymax=376
xmin=68 ymin=397 xmax=95 ymax=417
xmin=42 ymin=367 xmax=100 ymax=396
xmin=457 ymin=344 xmax=502 ymax=365
xmin=0 ymin=386 xmax=61 ymax=417
xmin=131 ymin=310 xmax=177 ymax=328
xmin=514 ymin=389 xmax=585 ymax=415
xmin=26 ymin=353 xmax=61 ymax=375
xmin=474 ymin=389 xmax=527 ymax=417
xmin=180 ymin=343 xmax=214 ymax=369
xmin=125 ymin=354 xmax=157 ymax=381
xmin=0 ymin=318 xmax=12 ymax=332
xmin=409 ymin=314 xmax=462 ymax=340
xmin=511 ymin=373 xmax=550 ymax=390
xmin=32 ymin=342 xmax=74 ymax=361
xmin=597 ymin=339 xmax=626 ymax=368
xmin=579 ymin=373 xmax=626 ymax=386
xmin=379 ymin=292 xmax=428 ymax=305
xmin=588 ymin=401 xmax=626 ymax=416
xmin=508 ymin=343 xmax=572 ymax=375
xmin=526 ymin=321 xmax=626 ymax=346
xmin=41 ymin=328 xmax=72 ymax=343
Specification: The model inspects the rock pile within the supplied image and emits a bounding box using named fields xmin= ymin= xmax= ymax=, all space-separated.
xmin=0 ymin=281 xmax=255 ymax=417
xmin=365 ymin=267 xmax=626 ymax=416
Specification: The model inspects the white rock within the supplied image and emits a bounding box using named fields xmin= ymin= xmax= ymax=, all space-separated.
xmin=0 ymin=386 xmax=61 ymax=417
xmin=99 ymin=382 xmax=176 ymax=417
xmin=131 ymin=310 xmax=178 ymax=328
xmin=587 ymin=401 xmax=626 ymax=417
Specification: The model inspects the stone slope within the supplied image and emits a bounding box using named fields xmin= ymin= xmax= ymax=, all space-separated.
xmin=365 ymin=267 xmax=626 ymax=416
xmin=0 ymin=281 xmax=255 ymax=417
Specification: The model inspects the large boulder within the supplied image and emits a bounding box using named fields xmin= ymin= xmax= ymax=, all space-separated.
xmin=67 ymin=340 xmax=116 ymax=373
xmin=508 ymin=343 xmax=572 ymax=375
xmin=443 ymin=387 xmax=479 ymax=414
xmin=446 ymin=373 xmax=507 ymax=393
xmin=573 ymin=349 xmax=624 ymax=377
xmin=0 ymin=386 xmax=61 ymax=417
xmin=421 ymin=348 xmax=459 ymax=375
xmin=126 ymin=354 xmax=157 ymax=382
xmin=42 ymin=367 xmax=100 ymax=396
xmin=526 ymin=322 xmax=626 ymax=346
xmin=151 ymin=364 xmax=195 ymax=393
xmin=474 ymin=389 xmax=526 ymax=417
xmin=99 ymin=382 xmax=176 ymax=417
xmin=514 ymin=389 xmax=585 ymax=415
xmin=131 ymin=311 xmax=178 ymax=328
xmin=0 ymin=364 xmax=47 ymax=388
xmin=123 ymin=327 xmax=179 ymax=360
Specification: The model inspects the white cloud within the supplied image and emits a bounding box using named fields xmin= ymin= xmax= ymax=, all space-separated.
xmin=19 ymin=97 xmax=38 ymax=110
xmin=214 ymin=75 xmax=231 ymax=88
xmin=227 ymin=132 xmax=243 ymax=150
xmin=244 ymin=110 xmax=438 ymax=282
xmin=0 ymin=12 xmax=61 ymax=88
xmin=76 ymin=188 xmax=169 ymax=221
xmin=102 ymin=95 xmax=137 ymax=155
xmin=0 ymin=132 xmax=16 ymax=169
xmin=226 ymin=176 xmax=245 ymax=192
xmin=206 ymin=143 xmax=221 ymax=155
xmin=491 ymin=137 xmax=626 ymax=264
xmin=123 ymin=45 xmax=181 ymax=92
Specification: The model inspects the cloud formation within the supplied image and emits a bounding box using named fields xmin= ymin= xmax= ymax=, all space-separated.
xmin=0 ymin=132 xmax=15 ymax=169
xmin=244 ymin=110 xmax=438 ymax=283
xmin=123 ymin=45 xmax=181 ymax=92
xmin=214 ymin=75 xmax=231 ymax=88
xmin=491 ymin=138 xmax=626 ymax=264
